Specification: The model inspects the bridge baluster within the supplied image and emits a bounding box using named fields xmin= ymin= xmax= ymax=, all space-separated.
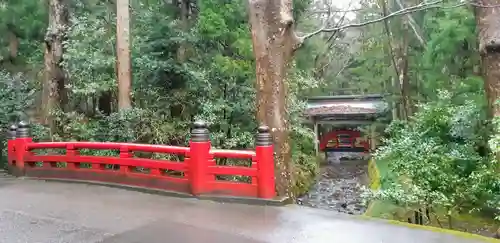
xmin=119 ymin=146 xmax=131 ymax=173
xmin=255 ymin=125 xmax=275 ymax=199
xmin=13 ymin=121 xmax=31 ymax=176
xmin=189 ymin=120 xmax=210 ymax=196
xmin=7 ymin=124 xmax=17 ymax=167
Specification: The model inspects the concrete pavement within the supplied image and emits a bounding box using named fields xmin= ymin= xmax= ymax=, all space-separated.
xmin=0 ymin=176 xmax=497 ymax=243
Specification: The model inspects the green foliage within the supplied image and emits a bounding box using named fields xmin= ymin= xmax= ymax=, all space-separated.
xmin=0 ymin=0 xmax=319 ymax=192
xmin=488 ymin=115 xmax=500 ymax=219
xmin=419 ymin=7 xmax=481 ymax=102
xmin=63 ymin=11 xmax=116 ymax=96
xmin=370 ymin=91 xmax=499 ymax=216
xmin=0 ymin=71 xmax=37 ymax=167
xmin=0 ymin=0 xmax=47 ymax=65
xmin=0 ymin=72 xmax=36 ymax=125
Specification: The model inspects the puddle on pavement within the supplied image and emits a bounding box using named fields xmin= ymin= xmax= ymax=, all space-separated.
xmin=297 ymin=160 xmax=368 ymax=215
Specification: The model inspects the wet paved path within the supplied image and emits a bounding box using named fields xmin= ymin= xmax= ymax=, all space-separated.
xmin=0 ymin=176 xmax=494 ymax=243
xmin=298 ymin=160 xmax=368 ymax=214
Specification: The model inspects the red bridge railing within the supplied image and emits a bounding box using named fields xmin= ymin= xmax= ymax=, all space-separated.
xmin=5 ymin=121 xmax=276 ymax=199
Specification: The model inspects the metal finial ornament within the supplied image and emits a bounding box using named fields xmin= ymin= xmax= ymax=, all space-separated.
xmin=256 ymin=125 xmax=272 ymax=146
xmin=191 ymin=120 xmax=209 ymax=142
xmin=16 ymin=121 xmax=30 ymax=138
xmin=7 ymin=124 xmax=17 ymax=140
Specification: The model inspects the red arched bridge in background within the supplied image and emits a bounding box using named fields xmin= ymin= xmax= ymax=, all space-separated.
xmin=6 ymin=121 xmax=279 ymax=203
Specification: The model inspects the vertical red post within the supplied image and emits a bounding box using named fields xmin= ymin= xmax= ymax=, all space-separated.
xmin=119 ymin=146 xmax=131 ymax=174
xmin=250 ymin=156 xmax=258 ymax=187
xmin=206 ymin=154 xmax=216 ymax=183
xmin=188 ymin=120 xmax=210 ymax=196
xmin=66 ymin=144 xmax=78 ymax=170
xmin=7 ymin=124 xmax=17 ymax=166
xmin=14 ymin=121 xmax=32 ymax=176
xmin=255 ymin=125 xmax=275 ymax=199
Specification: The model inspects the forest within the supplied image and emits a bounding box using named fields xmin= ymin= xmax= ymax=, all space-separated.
xmin=2 ymin=0 xmax=500 ymax=237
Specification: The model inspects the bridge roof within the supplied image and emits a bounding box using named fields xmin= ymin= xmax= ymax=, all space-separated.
xmin=305 ymin=94 xmax=389 ymax=119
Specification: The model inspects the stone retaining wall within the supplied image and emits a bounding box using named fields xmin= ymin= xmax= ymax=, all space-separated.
xmin=364 ymin=158 xmax=381 ymax=216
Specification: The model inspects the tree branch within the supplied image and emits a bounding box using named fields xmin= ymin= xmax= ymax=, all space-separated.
xmin=381 ymin=0 xmax=400 ymax=79
xmin=298 ymin=0 xmax=467 ymax=42
xmin=310 ymin=8 xmax=364 ymax=14
xmin=395 ymin=0 xmax=426 ymax=46
xmin=313 ymin=7 xmax=349 ymax=68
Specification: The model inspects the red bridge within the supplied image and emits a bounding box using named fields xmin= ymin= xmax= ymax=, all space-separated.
xmin=5 ymin=121 xmax=277 ymax=202
xmin=0 ymin=121 xmax=493 ymax=242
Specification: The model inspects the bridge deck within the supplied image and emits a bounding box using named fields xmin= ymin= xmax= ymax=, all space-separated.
xmin=0 ymin=176 xmax=494 ymax=243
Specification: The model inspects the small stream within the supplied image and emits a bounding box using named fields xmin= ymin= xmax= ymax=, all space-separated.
xmin=297 ymin=160 xmax=368 ymax=215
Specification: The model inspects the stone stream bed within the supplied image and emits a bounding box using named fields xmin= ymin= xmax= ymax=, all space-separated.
xmin=297 ymin=160 xmax=368 ymax=215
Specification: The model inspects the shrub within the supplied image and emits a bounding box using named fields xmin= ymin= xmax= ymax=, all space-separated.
xmin=368 ymin=90 xmax=500 ymax=219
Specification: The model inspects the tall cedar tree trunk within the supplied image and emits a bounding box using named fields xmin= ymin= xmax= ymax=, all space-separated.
xmin=398 ymin=22 xmax=412 ymax=120
xmin=170 ymin=0 xmax=190 ymax=118
xmin=41 ymin=0 xmax=69 ymax=131
xmin=248 ymin=0 xmax=302 ymax=197
xmin=476 ymin=5 xmax=500 ymax=227
xmin=380 ymin=0 xmax=402 ymax=120
xmin=177 ymin=0 xmax=189 ymax=62
xmin=476 ymin=0 xmax=500 ymax=118
xmin=116 ymin=0 xmax=132 ymax=110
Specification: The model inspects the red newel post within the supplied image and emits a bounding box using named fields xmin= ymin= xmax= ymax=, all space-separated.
xmin=188 ymin=120 xmax=210 ymax=196
xmin=7 ymin=124 xmax=17 ymax=166
xmin=14 ymin=121 xmax=31 ymax=176
xmin=255 ymin=125 xmax=275 ymax=199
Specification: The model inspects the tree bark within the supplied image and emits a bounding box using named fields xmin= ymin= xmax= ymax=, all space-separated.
xmin=381 ymin=0 xmax=402 ymax=120
xmin=398 ymin=22 xmax=412 ymax=120
xmin=41 ymin=0 xmax=69 ymax=130
xmin=8 ymin=28 xmax=18 ymax=63
xmin=482 ymin=52 xmax=500 ymax=117
xmin=177 ymin=0 xmax=189 ymax=62
xmin=476 ymin=0 xmax=500 ymax=117
xmin=248 ymin=0 xmax=302 ymax=197
xmin=116 ymin=0 xmax=132 ymax=110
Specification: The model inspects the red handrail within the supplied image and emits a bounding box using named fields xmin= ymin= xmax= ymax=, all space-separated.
xmin=7 ymin=126 xmax=276 ymax=200
xmin=210 ymin=149 xmax=255 ymax=159
xmin=27 ymin=142 xmax=190 ymax=154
